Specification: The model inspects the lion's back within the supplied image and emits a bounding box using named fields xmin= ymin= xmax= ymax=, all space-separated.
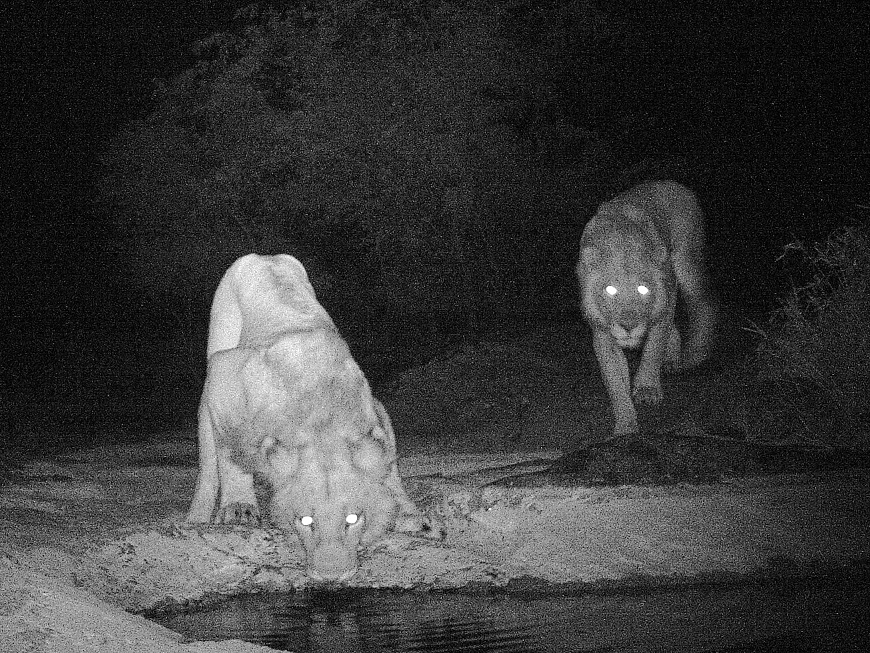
xmin=207 ymin=254 xmax=335 ymax=357
xmin=609 ymin=181 xmax=705 ymax=254
xmin=207 ymin=333 xmax=368 ymax=451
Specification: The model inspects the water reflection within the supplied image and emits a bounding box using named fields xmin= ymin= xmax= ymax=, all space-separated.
xmin=153 ymin=582 xmax=868 ymax=652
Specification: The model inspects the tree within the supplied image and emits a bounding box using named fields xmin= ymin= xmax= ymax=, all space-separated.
xmin=98 ymin=1 xmax=612 ymax=346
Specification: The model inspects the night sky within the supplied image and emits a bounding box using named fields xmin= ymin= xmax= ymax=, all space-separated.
xmin=5 ymin=1 xmax=869 ymax=429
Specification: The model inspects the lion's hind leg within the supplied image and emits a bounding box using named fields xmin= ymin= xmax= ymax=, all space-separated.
xmin=673 ymin=238 xmax=719 ymax=370
xmin=682 ymin=293 xmax=718 ymax=369
xmin=187 ymin=399 xmax=220 ymax=523
xmin=673 ymin=252 xmax=718 ymax=370
xmin=663 ymin=319 xmax=683 ymax=373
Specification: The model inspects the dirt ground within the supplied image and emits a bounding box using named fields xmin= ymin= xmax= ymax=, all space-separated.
xmin=3 ymin=324 xmax=869 ymax=652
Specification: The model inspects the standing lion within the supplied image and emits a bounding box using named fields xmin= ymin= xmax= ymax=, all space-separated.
xmin=187 ymin=254 xmax=428 ymax=583
xmin=576 ymin=181 xmax=718 ymax=437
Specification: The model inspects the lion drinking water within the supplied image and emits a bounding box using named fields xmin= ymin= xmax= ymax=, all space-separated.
xmin=576 ymin=181 xmax=718 ymax=437
xmin=186 ymin=254 xmax=428 ymax=583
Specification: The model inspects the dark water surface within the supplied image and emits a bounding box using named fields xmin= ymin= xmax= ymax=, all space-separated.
xmin=152 ymin=580 xmax=868 ymax=652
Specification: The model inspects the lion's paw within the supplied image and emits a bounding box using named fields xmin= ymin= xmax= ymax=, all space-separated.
xmin=216 ymin=502 xmax=262 ymax=526
xmin=632 ymin=384 xmax=663 ymax=407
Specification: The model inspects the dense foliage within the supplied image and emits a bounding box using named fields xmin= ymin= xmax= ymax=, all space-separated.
xmin=98 ymin=1 xmax=618 ymax=346
xmin=751 ymin=223 xmax=870 ymax=446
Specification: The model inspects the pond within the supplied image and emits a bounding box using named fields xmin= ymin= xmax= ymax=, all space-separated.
xmin=151 ymin=578 xmax=868 ymax=652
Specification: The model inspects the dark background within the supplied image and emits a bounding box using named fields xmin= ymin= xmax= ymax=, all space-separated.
xmin=5 ymin=1 xmax=869 ymax=443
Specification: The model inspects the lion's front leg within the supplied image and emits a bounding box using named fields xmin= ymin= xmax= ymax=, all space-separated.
xmin=387 ymin=461 xmax=435 ymax=537
xmin=373 ymin=399 xmax=442 ymax=538
xmin=383 ymin=455 xmax=445 ymax=541
xmin=216 ymin=447 xmax=261 ymax=525
xmin=592 ymin=330 xmax=637 ymax=436
xmin=633 ymin=320 xmax=671 ymax=407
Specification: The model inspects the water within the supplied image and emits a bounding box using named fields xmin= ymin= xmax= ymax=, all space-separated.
xmin=152 ymin=581 xmax=868 ymax=652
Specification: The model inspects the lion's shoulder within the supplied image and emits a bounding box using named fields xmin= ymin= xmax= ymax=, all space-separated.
xmin=610 ymin=181 xmax=704 ymax=248
xmin=581 ymin=180 xmax=704 ymax=271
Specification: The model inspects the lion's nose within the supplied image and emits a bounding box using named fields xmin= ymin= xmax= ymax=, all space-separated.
xmin=618 ymin=313 xmax=641 ymax=331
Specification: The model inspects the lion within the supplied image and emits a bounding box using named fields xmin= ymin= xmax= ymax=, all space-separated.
xmin=186 ymin=253 xmax=429 ymax=583
xmin=576 ymin=181 xmax=718 ymax=436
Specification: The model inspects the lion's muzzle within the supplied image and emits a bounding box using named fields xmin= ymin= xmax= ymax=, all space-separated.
xmin=291 ymin=510 xmax=367 ymax=584
xmin=610 ymin=320 xmax=647 ymax=349
xmin=304 ymin=541 xmax=359 ymax=583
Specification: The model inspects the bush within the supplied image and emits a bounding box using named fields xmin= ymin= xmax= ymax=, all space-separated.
xmin=96 ymin=2 xmax=606 ymax=343
xmin=750 ymin=222 xmax=870 ymax=447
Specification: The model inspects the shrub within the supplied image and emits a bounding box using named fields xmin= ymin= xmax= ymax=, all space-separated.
xmin=96 ymin=2 xmax=602 ymax=340
xmin=750 ymin=222 xmax=870 ymax=447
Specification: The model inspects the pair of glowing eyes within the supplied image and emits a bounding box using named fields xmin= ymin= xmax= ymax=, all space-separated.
xmin=298 ymin=514 xmax=359 ymax=527
xmin=605 ymin=285 xmax=650 ymax=297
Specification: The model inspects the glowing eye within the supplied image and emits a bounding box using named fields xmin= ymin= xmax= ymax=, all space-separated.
xmin=637 ymin=285 xmax=650 ymax=296
xmin=345 ymin=513 xmax=359 ymax=525
xmin=299 ymin=515 xmax=313 ymax=527
xmin=604 ymin=285 xmax=618 ymax=296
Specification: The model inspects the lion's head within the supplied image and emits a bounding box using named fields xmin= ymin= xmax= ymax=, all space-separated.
xmin=189 ymin=253 xmax=428 ymax=584
xmin=272 ymin=475 xmax=399 ymax=583
xmin=577 ymin=213 xmax=677 ymax=350
xmin=259 ymin=414 xmax=406 ymax=584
